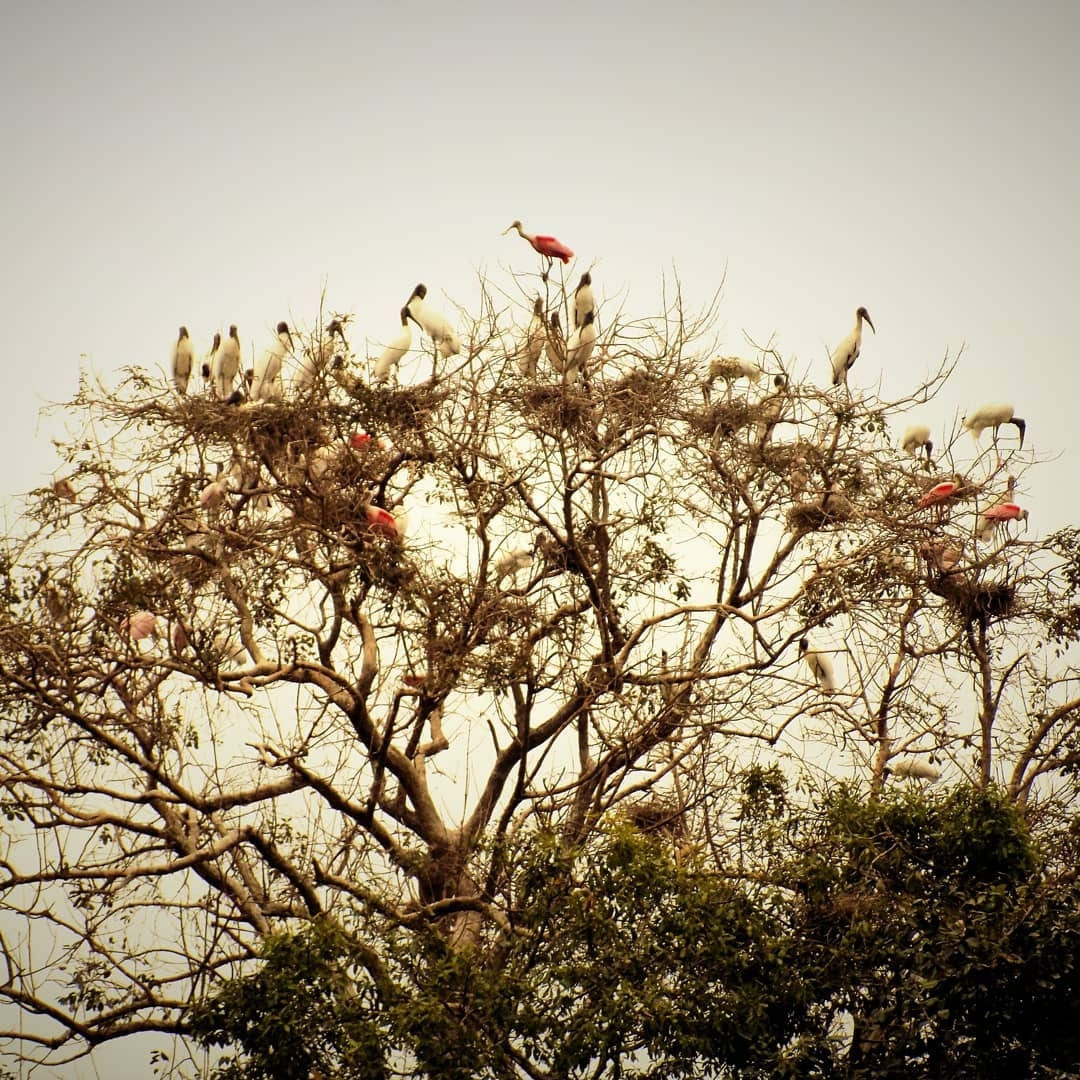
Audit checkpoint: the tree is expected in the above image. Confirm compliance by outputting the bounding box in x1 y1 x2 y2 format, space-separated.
0 266 1078 1074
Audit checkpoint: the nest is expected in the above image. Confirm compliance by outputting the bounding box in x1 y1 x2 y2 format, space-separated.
521 385 594 430
928 572 1016 621
623 797 686 839
683 400 756 436
787 497 854 531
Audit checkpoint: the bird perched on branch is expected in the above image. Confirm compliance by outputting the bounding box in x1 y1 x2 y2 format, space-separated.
705 356 764 402
503 220 574 280
518 298 545 378
830 306 874 387
800 637 838 693
172 326 194 394
545 312 566 374
900 423 933 467
890 758 942 782
976 475 1028 539
406 284 460 358
212 325 242 399
564 310 596 384
201 332 221 389
251 322 292 402
573 272 595 329
373 307 415 383
295 319 346 393
963 403 1026 453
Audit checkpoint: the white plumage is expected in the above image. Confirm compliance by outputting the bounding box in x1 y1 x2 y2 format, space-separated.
963 402 1026 449
890 759 941 781
830 306 875 387
172 326 194 394
545 312 566 374
573 271 595 329
900 423 933 464
406 283 460 357
708 356 764 392
212 325 242 400
201 332 220 389
295 319 345 392
373 307 414 383
800 637 837 693
518 298 545 378
251 321 292 402
564 309 597 382
493 541 536 585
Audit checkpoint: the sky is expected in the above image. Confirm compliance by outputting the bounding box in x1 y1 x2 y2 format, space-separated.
1 0 1078 1074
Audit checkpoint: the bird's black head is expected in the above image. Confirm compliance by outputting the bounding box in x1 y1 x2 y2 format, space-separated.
276 321 289 335
578 272 591 288
229 324 239 339
179 326 189 339
327 319 343 337
799 637 809 652
410 283 427 301
857 307 875 333
201 363 211 379
533 297 543 315
211 332 221 349
550 312 560 328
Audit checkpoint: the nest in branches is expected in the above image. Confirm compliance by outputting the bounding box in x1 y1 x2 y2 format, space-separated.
623 797 686 840
683 400 756 436
928 572 1016 621
787 496 855 531
521 385 595 430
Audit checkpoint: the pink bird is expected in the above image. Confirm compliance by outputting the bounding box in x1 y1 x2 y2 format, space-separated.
121 611 158 642
977 501 1029 539
365 503 406 540
503 220 574 279
917 481 958 509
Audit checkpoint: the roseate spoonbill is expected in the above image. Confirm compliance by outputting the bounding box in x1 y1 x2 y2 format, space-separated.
573 272 595 329
963 403 1026 450
172 326 194 394
373 307 415 383
917 480 959 509
800 637 837 693
121 610 158 642
545 311 566 373
212 325 242 399
518 298 545 378
406 284 460 357
202 332 220 387
365 503 406 540
251 322 292 402
503 219 574 267
890 759 941 781
919 539 962 573
295 319 346 392
977 477 1028 539
564 309 596 383
830 306 875 387
901 423 933 466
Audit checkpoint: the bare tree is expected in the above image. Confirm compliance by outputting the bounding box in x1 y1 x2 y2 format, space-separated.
0 269 1076 1072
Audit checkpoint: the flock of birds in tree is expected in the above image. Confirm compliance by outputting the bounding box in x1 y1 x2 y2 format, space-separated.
130 220 1036 782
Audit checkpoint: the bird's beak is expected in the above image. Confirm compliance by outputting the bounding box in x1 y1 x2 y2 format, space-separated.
865 314 876 334
501 225 513 235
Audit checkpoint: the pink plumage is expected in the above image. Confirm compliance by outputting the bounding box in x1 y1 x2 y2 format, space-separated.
917 482 957 508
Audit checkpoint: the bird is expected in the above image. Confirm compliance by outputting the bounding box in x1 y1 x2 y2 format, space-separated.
977 476 1028 539
889 758 942 782
800 637 837 693
963 403 1026 452
919 539 963 574
373 307 415 383
564 309 597 383
503 220 574 278
901 423 933 467
573 272 595 329
201 332 221 389
830 306 875 387
212 325 242 399
53 477 77 502
295 319 346 392
755 374 789 445
172 326 194 394
545 312 566 374
121 610 158 643
493 540 537 585
518 298 545 378
705 356 764 401
917 480 960 509
406 284 460 357
365 503 406 540
251 321 292 402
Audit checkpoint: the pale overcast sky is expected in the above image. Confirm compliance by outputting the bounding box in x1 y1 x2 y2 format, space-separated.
1 1 1078 1074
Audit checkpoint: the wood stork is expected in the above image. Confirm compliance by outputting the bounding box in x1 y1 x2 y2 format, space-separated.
830 306 875 387
755 374 788 445
201 332 220 388
518 298 545 377
172 326 194 394
890 758 942 781
493 539 537 585
800 637 837 693
503 220 574 279
212 325 242 399
963 403 1026 451
545 311 566 373
564 309 597 383
901 423 933 467
373 307 415 383
406 284 460 357
573 272 595 329
705 356 764 401
295 319 346 392
251 321 292 402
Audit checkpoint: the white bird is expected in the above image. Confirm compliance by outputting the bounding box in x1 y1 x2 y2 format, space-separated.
706 356 764 400
900 423 934 467
800 637 837 693
172 326 194 394
373 307 415 383
573 271 595 329
830 306 875 387
201 332 221 389
564 309 597 383
493 539 537 585
890 758 941 781
545 312 566 374
962 402 1026 451
406 283 461 357
212 325 242 399
518 298 545 378
295 319 346 393
251 321 292 402
755 374 788 445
